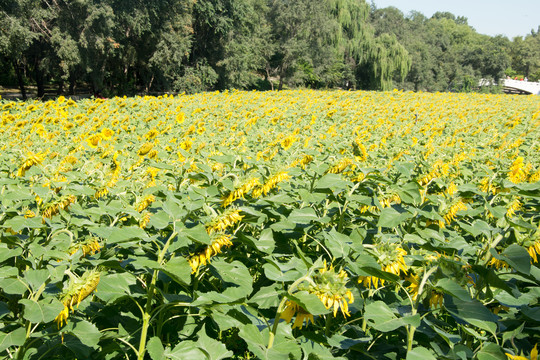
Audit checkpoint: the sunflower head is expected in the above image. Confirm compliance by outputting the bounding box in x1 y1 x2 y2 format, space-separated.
308 260 354 317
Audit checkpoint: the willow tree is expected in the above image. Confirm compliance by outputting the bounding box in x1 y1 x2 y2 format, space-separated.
327 0 410 90
357 33 411 90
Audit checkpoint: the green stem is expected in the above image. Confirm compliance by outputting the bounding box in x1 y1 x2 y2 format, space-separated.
136 231 177 360
268 297 288 349
268 273 315 349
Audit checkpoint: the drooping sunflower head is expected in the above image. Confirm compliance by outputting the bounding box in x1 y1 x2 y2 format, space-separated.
359 243 408 289
309 260 354 317
55 270 101 328
280 300 314 329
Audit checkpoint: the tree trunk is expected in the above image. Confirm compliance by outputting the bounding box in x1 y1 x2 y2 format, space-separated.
68 75 76 95
13 60 27 100
57 80 64 95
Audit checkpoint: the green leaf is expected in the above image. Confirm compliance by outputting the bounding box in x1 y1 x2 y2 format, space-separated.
239 228 275 254
289 291 328 316
197 328 233 360
165 340 206 360
377 207 413 228
500 244 531 275
406 347 437 360
181 224 211 245
288 207 319 224
444 296 498 326
0 277 28 295
0 246 22 263
96 273 137 302
90 226 148 244
20 298 64 324
147 337 166 360
314 174 348 191
70 320 102 348
148 210 171 229
3 216 43 232
192 260 253 305
396 182 422 205
24 269 49 292
161 256 191 286
323 230 352 259
0 327 26 353
476 342 506 360
364 301 420 332
249 285 281 309
435 279 471 301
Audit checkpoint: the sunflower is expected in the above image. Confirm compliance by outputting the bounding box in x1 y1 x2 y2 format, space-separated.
86 133 102 148
251 171 289 198
280 300 314 329
17 151 45 176
309 261 354 317
101 127 114 140
188 234 233 273
138 142 154 156
55 270 100 328
527 240 540 263
206 209 243 234
406 273 420 301
68 237 101 257
359 244 408 289
429 290 444 309
505 344 538 360
326 158 354 174
222 177 261 207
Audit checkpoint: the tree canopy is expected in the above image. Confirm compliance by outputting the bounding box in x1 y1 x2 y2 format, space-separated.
0 1 537 98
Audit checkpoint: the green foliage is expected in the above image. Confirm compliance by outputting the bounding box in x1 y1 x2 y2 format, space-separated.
0 90 539 359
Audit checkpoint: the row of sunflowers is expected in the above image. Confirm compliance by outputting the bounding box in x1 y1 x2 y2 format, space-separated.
0 90 539 359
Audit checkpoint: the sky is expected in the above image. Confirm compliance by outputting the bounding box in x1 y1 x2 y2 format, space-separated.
371 0 540 38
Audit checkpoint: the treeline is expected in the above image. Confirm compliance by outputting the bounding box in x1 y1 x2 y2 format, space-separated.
0 1 538 98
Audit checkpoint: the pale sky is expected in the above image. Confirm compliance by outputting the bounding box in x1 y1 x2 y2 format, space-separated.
371 0 540 38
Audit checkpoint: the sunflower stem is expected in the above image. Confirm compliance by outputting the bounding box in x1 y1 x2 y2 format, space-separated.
268 296 288 349
136 231 177 360
268 273 313 349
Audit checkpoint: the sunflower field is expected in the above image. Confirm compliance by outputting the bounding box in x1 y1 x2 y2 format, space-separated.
1 90 539 360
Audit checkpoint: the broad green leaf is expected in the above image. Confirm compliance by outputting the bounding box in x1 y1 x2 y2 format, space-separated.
20 298 64 323
314 174 348 191
444 296 498 326
0 246 22 263
288 207 319 224
248 285 281 309
96 273 136 302
0 277 28 295
181 224 211 245
364 301 420 332
406 347 437 360
289 291 328 316
476 342 506 360
24 269 49 292
377 207 413 228
161 256 191 286
397 182 422 205
147 337 166 360
500 244 531 275
0 327 26 353
148 210 171 229
238 228 275 254
192 260 253 305
197 328 233 360
70 320 102 348
165 340 206 360
435 279 471 301
323 230 352 259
